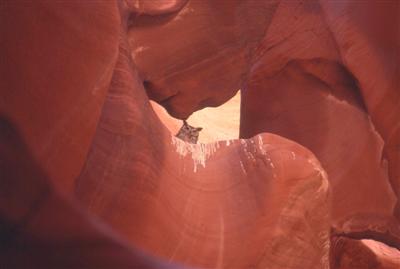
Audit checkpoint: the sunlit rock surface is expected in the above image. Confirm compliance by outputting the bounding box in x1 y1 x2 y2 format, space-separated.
151 91 241 143
331 237 400 269
76 34 331 269
239 1 400 252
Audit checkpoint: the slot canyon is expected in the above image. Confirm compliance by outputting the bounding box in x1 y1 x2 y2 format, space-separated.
0 0 399 268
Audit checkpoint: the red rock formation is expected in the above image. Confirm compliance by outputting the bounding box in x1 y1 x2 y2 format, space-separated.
125 0 189 16
0 117 183 269
1 0 398 268
1 1 331 268
0 1 120 192
130 0 399 233
331 237 400 269
74 31 330 268
321 0 400 220
128 0 280 119
130 0 400 262
240 0 399 239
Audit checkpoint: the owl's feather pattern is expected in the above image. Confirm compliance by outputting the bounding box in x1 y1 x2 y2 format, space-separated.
176 120 203 144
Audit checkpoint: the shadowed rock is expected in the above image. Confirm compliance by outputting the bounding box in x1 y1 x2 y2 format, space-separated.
1 0 399 268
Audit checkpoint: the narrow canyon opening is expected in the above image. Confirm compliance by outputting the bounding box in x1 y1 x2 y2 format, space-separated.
151 91 241 143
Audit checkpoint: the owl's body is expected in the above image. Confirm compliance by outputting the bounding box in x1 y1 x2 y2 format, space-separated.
176 121 203 144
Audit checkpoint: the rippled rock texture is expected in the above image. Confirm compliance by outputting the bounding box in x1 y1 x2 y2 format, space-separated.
331 237 400 269
1 0 399 268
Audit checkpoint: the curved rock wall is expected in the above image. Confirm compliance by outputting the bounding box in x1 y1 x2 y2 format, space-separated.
240 0 399 249
0 0 399 268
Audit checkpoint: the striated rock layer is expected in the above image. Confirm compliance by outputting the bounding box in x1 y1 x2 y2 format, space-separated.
240 0 399 228
331 237 400 269
238 0 400 255
1 0 399 268
1 1 331 268
130 0 400 264
75 33 331 268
